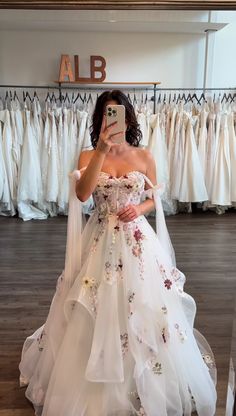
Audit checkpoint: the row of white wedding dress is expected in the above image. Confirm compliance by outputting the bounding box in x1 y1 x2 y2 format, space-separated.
0 93 236 220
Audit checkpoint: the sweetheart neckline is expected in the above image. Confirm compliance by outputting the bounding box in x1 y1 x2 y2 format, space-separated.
99 170 145 180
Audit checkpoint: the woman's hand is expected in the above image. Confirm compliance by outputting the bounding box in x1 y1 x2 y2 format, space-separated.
117 204 141 222
97 116 124 154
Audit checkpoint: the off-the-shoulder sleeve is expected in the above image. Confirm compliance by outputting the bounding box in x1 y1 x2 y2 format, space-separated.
142 176 176 268
64 169 85 288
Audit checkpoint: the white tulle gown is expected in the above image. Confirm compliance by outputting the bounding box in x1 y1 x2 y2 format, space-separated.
19 168 217 416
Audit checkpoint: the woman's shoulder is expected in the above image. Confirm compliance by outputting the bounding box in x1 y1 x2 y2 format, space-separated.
132 147 154 163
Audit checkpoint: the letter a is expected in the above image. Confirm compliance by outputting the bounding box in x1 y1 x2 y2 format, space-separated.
59 55 75 82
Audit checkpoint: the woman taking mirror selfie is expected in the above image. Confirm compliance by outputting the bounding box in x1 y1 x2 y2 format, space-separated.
19 90 217 416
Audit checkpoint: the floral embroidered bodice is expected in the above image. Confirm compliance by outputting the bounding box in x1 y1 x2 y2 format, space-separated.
93 171 145 215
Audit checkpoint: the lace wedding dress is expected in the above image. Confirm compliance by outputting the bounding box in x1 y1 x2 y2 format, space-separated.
19 169 217 416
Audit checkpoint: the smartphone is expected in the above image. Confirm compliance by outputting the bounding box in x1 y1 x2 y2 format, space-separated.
106 104 126 144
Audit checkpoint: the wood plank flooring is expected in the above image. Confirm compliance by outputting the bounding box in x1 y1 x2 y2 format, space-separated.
0 210 236 416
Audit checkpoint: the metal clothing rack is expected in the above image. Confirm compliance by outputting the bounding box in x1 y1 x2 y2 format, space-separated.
0 82 161 112
0 84 236 113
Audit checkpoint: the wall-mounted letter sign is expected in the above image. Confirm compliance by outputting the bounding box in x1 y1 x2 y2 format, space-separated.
59 54 107 83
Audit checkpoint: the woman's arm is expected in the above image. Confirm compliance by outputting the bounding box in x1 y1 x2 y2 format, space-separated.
138 149 157 215
76 118 124 202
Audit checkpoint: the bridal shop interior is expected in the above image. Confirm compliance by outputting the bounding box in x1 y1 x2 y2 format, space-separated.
0 3 236 416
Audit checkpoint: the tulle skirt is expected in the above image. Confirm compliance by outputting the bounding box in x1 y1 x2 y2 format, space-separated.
19 211 217 416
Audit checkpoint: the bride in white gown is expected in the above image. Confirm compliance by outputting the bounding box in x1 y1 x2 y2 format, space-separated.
19 90 217 416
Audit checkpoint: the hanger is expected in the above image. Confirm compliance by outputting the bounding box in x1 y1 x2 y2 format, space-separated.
73 91 81 104
13 90 19 101
186 92 193 103
45 91 51 102
145 90 148 104
33 90 39 101
87 92 92 104
176 92 181 104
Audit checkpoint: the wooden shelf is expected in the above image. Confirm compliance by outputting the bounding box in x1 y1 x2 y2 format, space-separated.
55 81 161 85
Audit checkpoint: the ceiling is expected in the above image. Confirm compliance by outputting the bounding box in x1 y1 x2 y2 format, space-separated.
0 10 228 33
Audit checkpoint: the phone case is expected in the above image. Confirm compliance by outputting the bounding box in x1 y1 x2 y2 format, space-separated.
106 105 125 143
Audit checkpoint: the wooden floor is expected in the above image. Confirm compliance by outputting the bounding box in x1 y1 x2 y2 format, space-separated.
0 210 236 416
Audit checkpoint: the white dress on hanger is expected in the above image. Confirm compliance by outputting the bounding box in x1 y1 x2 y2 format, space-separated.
45 110 60 203
170 105 185 201
0 117 12 213
148 112 175 215
0 109 16 215
228 109 236 203
179 113 208 203
58 108 70 214
17 109 47 221
197 107 209 179
205 111 217 202
211 108 231 206
19 168 217 416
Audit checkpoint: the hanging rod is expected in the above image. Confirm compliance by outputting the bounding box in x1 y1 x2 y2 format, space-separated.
0 84 158 90
155 87 236 91
0 85 235 91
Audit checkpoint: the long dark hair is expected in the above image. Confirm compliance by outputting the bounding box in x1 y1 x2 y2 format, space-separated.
90 90 142 148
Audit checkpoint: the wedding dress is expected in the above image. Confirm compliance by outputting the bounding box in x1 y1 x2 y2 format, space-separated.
19 166 217 416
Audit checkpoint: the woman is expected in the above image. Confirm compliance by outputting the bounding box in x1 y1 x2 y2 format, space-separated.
19 90 217 416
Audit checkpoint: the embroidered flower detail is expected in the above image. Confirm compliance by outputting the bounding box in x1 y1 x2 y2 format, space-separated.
82 276 95 289
104 261 113 284
132 245 142 257
120 333 129 357
136 335 143 344
138 407 147 416
162 328 167 343
128 291 135 317
128 291 135 303
152 361 162 375
161 305 168 314
159 264 167 278
115 258 123 274
171 267 181 281
37 329 46 352
202 354 215 368
164 279 172 289
134 228 143 242
175 323 187 342
114 225 120 232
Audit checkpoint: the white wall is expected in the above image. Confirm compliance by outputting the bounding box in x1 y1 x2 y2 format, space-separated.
0 30 205 88
0 11 235 89
211 11 236 88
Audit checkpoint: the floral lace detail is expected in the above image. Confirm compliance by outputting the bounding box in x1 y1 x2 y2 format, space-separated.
157 261 174 291
120 332 129 357
93 171 145 216
37 329 46 352
147 355 163 375
90 214 108 253
123 222 146 280
138 407 147 416
202 353 216 368
81 276 99 315
174 323 187 343
128 291 135 318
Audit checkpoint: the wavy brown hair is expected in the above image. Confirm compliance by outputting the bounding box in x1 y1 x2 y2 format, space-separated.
90 90 142 148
